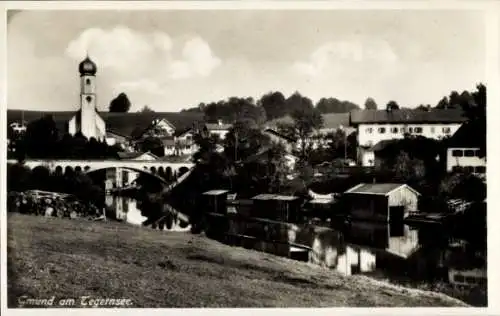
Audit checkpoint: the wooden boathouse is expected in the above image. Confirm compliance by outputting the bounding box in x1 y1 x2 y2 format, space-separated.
250 194 302 222
343 183 420 222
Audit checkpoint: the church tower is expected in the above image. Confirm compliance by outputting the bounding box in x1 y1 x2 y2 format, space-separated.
79 56 97 138
68 55 106 140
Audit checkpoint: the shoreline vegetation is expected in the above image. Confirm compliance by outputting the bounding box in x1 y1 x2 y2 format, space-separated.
7 213 469 308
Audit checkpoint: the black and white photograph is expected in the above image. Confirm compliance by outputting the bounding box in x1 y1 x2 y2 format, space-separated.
1 1 492 311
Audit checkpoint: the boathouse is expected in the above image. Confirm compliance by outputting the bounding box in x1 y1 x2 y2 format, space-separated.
251 194 301 222
202 190 230 214
343 183 420 222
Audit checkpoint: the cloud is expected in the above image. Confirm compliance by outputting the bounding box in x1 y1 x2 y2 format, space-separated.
293 38 398 77
167 37 222 79
65 26 221 80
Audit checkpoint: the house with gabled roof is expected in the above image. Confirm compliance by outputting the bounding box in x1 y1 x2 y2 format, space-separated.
204 119 232 140
445 119 486 178
343 183 420 222
349 108 467 167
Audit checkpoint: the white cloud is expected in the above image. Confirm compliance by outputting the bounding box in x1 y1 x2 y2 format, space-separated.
65 26 221 80
293 38 398 78
167 37 222 79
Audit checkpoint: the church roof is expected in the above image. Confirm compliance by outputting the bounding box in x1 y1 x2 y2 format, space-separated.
79 56 97 76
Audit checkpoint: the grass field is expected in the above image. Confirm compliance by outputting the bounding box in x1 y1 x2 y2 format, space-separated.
7 213 469 308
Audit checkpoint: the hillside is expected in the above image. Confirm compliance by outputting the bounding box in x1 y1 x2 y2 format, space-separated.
6 110 204 137
7 213 468 308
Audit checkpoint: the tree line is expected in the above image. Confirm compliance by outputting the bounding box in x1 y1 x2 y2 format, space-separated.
7 163 105 208
8 115 121 160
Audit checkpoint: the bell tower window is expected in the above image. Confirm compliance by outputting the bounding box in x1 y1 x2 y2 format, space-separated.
86 78 91 85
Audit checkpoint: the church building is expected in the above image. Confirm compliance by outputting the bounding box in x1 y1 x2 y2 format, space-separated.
68 56 106 140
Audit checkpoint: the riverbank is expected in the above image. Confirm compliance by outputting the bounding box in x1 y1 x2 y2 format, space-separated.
7 213 469 307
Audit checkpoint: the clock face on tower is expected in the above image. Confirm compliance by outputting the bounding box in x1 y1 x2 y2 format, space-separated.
86 96 92 103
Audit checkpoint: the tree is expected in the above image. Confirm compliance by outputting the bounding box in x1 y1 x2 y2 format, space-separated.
22 115 59 158
386 100 400 111
316 98 359 114
440 172 486 202
364 97 378 110
203 97 266 126
258 91 287 120
138 137 165 157
109 92 131 112
435 96 450 109
140 105 154 113
285 91 315 113
469 83 486 120
278 102 323 160
393 151 426 182
325 129 357 161
7 163 32 192
223 120 269 163
416 104 431 111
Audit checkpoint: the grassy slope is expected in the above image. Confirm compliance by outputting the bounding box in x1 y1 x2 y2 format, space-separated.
7 213 469 308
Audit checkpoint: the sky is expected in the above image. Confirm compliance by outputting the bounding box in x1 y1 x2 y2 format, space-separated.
7 9 485 112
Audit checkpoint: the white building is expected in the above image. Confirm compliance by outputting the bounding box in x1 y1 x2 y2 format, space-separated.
205 120 232 140
68 56 106 141
10 122 27 134
174 128 198 156
446 120 486 178
350 108 467 167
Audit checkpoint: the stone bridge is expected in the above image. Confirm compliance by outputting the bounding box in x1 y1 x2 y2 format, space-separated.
8 159 194 184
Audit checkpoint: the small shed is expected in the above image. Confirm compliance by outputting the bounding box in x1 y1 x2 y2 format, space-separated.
202 190 230 214
343 183 420 222
251 194 301 222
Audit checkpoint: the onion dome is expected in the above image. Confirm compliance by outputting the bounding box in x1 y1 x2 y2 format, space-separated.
78 56 97 76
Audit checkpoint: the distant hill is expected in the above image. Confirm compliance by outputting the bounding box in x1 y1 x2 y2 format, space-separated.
7 110 204 137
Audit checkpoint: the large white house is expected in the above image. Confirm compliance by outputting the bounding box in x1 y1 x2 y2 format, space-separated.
445 120 486 179
349 108 467 167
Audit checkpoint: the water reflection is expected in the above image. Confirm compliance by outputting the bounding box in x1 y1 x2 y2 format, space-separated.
215 204 486 289
104 194 191 232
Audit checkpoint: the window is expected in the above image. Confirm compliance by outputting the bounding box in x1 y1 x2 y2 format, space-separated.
475 166 486 173
454 275 465 283
430 127 436 134
366 127 373 134
378 127 386 134
86 96 92 103
474 150 481 157
464 166 474 173
478 277 487 285
408 127 414 133
86 78 91 85
414 127 423 134
391 127 398 133
464 150 475 157
443 127 451 134
452 150 463 157
465 277 476 284
452 166 463 172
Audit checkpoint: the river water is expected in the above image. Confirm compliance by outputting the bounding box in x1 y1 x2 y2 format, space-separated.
104 194 191 232
104 194 486 305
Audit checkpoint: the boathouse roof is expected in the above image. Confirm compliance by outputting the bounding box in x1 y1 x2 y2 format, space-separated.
251 194 299 201
203 190 230 196
345 183 420 196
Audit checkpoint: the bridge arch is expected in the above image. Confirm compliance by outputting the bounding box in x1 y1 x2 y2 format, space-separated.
84 166 170 185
